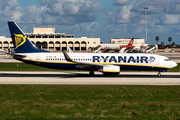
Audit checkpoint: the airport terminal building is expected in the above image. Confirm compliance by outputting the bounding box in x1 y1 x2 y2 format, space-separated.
0 27 100 52
0 27 144 52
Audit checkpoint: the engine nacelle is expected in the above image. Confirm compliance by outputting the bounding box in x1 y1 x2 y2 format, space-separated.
99 65 120 75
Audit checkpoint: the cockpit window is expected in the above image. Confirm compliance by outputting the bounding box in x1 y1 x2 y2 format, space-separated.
164 59 170 61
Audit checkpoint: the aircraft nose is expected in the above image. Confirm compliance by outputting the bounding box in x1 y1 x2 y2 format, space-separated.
171 61 177 68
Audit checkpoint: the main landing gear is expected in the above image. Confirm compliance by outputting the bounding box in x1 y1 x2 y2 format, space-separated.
89 70 94 76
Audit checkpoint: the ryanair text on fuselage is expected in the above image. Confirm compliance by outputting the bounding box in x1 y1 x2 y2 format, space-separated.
93 56 155 63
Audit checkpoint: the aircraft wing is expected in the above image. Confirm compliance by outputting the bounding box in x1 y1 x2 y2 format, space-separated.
62 51 120 75
62 50 103 70
74 61 103 69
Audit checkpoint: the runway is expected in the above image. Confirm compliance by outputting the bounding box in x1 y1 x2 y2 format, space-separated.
0 71 180 85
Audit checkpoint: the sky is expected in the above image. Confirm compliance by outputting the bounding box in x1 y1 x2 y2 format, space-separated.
0 0 180 45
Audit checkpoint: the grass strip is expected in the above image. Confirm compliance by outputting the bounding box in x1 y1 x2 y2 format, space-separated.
0 85 180 119
0 62 180 72
0 63 76 71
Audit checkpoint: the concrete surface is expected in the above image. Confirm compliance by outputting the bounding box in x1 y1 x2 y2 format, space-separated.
0 71 180 85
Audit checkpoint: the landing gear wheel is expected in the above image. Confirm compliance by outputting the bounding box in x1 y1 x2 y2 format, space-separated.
158 71 161 77
89 70 94 76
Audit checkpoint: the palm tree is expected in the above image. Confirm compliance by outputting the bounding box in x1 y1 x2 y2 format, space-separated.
155 36 159 45
161 42 164 49
171 42 175 48
168 37 172 48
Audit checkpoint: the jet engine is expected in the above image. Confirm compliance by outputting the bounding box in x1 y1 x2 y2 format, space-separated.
99 65 120 75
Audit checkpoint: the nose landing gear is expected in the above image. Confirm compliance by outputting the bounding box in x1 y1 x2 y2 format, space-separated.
158 71 161 77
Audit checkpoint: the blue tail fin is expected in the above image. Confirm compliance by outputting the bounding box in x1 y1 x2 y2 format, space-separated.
7 21 50 53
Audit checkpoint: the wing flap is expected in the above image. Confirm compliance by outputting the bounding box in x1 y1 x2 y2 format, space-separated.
75 61 103 69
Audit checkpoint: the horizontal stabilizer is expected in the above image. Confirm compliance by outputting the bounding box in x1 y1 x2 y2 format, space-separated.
11 53 26 57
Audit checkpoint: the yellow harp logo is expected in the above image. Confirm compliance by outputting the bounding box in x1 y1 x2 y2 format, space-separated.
14 34 26 49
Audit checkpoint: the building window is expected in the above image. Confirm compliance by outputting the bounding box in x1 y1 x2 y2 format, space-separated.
36 35 41 38
43 36 48 38
30 36 35 38
49 35 54 38
55 35 60 38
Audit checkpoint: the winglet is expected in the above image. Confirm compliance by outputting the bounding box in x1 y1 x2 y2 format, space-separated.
62 49 73 62
68 47 73 53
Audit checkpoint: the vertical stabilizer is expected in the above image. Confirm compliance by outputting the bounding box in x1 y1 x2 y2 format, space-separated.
128 37 134 46
8 21 50 53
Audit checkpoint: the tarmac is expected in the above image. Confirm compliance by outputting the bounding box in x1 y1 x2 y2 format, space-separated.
0 71 180 85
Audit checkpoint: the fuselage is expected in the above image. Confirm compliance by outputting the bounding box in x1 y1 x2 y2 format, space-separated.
14 52 177 71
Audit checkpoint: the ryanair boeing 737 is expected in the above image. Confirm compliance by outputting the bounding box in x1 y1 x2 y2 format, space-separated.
8 21 177 76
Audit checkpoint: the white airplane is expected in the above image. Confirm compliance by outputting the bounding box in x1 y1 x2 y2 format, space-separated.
7 21 177 76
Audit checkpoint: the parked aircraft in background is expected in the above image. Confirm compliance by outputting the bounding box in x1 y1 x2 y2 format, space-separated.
8 21 177 76
94 38 157 53
120 37 135 49
94 37 138 53
99 38 135 53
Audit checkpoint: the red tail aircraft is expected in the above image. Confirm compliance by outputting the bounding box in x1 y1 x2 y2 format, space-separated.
120 37 134 49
